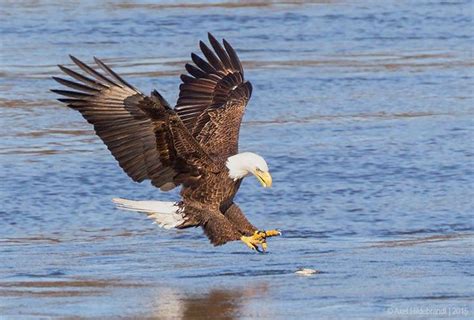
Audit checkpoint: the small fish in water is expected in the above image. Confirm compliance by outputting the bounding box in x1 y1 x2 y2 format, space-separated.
295 268 319 276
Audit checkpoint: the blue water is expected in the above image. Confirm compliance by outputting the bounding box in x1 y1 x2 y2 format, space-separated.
1 0 473 319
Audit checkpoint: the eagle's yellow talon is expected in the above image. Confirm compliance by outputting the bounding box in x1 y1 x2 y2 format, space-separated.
241 232 265 252
241 229 280 252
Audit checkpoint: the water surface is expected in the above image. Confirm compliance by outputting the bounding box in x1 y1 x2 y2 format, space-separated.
1 0 473 319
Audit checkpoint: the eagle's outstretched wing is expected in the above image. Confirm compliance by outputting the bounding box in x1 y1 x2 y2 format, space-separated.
176 33 252 159
52 56 216 191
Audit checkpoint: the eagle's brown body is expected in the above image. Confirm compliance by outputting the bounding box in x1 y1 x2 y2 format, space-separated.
179 174 255 245
52 33 272 247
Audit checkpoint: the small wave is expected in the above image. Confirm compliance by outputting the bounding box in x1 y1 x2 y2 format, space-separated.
244 111 457 127
0 279 145 288
10 270 66 278
367 233 472 248
0 237 62 244
111 1 315 11
179 269 291 278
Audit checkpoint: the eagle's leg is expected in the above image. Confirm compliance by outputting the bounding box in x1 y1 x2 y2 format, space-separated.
224 204 280 252
185 205 244 246
223 203 258 235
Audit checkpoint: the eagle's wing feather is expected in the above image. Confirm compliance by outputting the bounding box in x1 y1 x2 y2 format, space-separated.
139 103 221 174
175 33 252 158
193 82 252 158
52 56 180 190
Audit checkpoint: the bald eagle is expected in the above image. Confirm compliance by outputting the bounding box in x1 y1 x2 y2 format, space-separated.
52 33 280 252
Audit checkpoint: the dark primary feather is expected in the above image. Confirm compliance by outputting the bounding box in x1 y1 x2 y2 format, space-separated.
208 35 233 70
223 39 243 74
93 56 138 90
69 55 119 87
176 33 252 158
58 64 108 90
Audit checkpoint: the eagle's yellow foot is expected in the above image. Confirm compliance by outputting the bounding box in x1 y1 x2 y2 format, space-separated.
241 230 281 253
241 232 266 252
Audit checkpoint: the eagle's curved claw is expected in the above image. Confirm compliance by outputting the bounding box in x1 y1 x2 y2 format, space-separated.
241 229 281 253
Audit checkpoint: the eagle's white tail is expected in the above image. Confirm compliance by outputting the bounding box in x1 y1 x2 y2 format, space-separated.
112 198 185 229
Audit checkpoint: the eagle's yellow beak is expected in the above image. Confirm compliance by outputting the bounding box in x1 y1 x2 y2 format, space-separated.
254 169 272 188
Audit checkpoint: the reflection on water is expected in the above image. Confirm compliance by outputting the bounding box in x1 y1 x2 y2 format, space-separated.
1 0 473 318
152 284 269 320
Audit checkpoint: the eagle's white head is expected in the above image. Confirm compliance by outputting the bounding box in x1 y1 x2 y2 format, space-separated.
226 152 272 188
